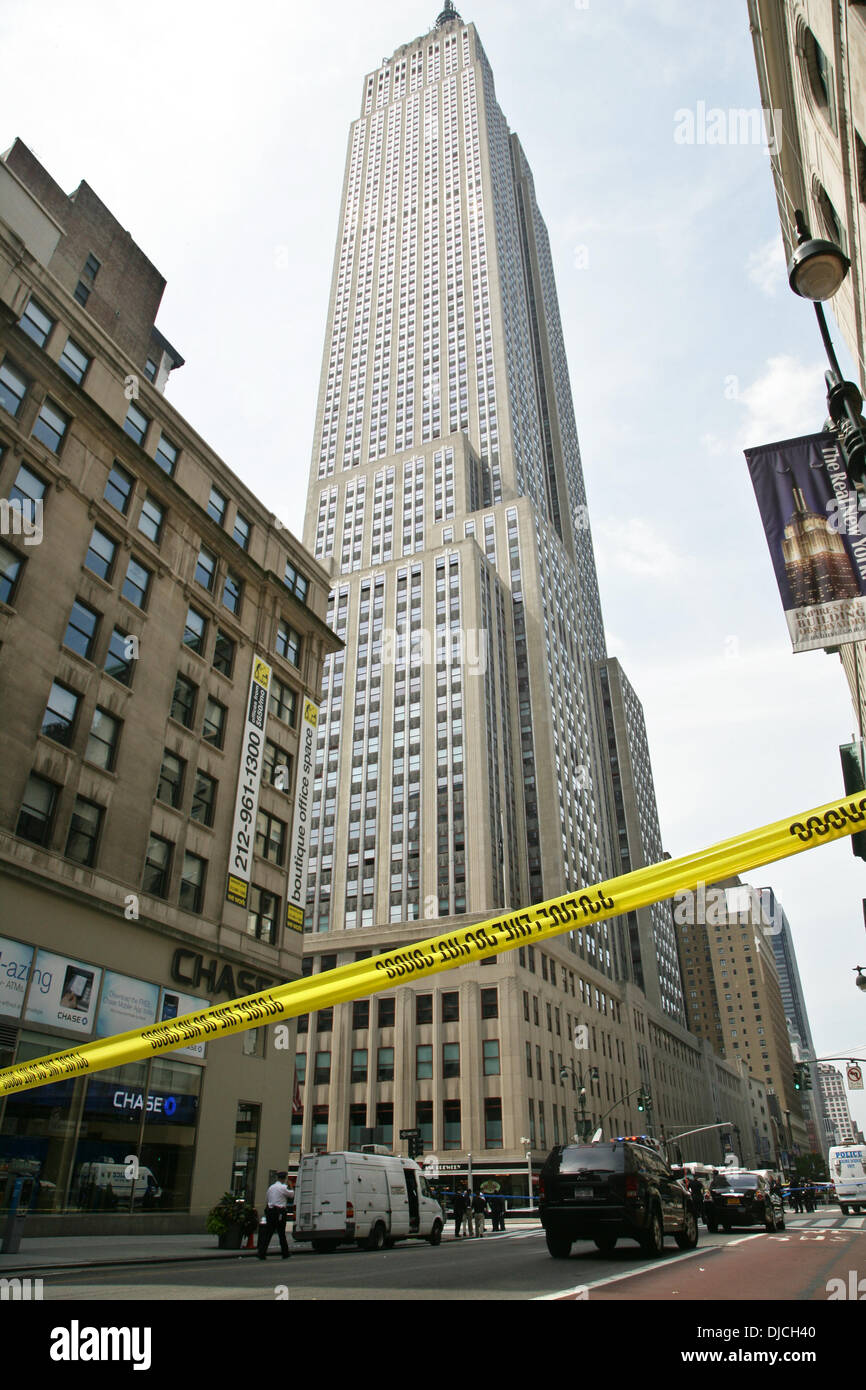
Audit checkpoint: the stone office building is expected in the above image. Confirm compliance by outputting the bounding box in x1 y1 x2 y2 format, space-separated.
0 140 339 1229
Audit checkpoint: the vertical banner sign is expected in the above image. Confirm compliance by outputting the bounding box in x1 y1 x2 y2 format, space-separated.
745 432 866 653
286 698 318 932
226 656 272 909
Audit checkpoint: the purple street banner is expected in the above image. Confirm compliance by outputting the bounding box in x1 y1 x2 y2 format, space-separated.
745 431 866 653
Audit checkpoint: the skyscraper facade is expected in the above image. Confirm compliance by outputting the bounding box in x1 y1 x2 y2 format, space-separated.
293 6 733 1177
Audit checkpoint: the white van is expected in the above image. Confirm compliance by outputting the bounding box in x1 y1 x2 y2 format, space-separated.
293 1150 444 1252
76 1162 162 1205
829 1144 866 1214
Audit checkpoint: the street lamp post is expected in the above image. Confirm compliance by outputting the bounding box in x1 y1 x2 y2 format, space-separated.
787 211 866 486
519 1137 532 1210
559 1061 593 1140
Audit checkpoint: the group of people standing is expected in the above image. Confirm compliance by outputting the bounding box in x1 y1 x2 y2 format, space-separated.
786 1183 820 1213
452 1187 506 1236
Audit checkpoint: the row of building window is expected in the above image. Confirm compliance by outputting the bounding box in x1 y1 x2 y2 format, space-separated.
298 1038 502 1086
292 1098 504 1151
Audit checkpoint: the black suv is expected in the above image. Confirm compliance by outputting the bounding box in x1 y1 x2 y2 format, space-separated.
539 1140 699 1258
703 1171 785 1233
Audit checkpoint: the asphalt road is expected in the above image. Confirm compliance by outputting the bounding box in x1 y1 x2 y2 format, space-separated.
28 1213 866 1302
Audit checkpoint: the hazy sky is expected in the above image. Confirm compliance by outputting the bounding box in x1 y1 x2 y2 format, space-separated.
3 0 864 1134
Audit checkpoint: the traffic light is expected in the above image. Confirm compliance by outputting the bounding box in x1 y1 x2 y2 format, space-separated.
637 1091 645 1112
839 742 866 861
408 1134 423 1160
793 1064 803 1092
801 1065 813 1092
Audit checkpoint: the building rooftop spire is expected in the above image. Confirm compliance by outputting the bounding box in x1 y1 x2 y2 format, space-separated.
435 1 462 28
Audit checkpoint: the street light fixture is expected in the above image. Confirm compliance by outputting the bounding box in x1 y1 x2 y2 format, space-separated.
855 967 866 993
559 1061 592 1140
519 1137 533 1211
787 210 866 488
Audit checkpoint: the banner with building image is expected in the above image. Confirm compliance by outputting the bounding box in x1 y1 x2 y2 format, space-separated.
286 698 318 933
226 656 272 910
745 432 866 653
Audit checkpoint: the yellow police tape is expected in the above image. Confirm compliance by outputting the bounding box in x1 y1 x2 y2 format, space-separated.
0 792 862 1097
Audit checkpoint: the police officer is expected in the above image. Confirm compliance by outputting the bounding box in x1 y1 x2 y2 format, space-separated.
257 1171 292 1259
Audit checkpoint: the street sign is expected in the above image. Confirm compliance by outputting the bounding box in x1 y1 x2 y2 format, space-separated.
847 1063 863 1091
399 1128 421 1139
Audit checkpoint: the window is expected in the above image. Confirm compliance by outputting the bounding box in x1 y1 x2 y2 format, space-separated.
42 680 78 746
65 797 103 866
74 280 90 306
314 1051 331 1085
183 606 207 654
32 399 69 453
179 851 206 912
138 494 164 544
233 513 251 550
0 542 23 604
255 809 286 865
157 750 185 807
283 560 308 603
18 297 54 347
483 1039 501 1076
207 486 227 525
194 545 216 592
441 992 459 1023
143 833 172 897
85 526 117 581
83 253 100 281
124 402 150 446
155 434 178 476
222 570 242 616
378 997 395 1028
416 994 433 1025
104 462 134 515
144 358 158 383
170 673 197 728
263 740 292 790
16 773 58 846
442 1042 460 1078
377 1047 395 1082
317 1008 333 1033
416 1044 433 1079
484 1098 503 1149
352 999 369 1030
105 628 134 686
122 556 151 609
350 1049 367 1083
443 1099 460 1150
191 770 217 827
202 696 226 748
212 629 235 677
247 885 279 943
276 621 301 667
480 987 498 1020
0 359 28 417
63 599 100 659
268 676 296 726
10 463 46 511
85 707 120 771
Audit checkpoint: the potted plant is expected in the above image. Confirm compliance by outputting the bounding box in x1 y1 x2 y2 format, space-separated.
206 1192 259 1249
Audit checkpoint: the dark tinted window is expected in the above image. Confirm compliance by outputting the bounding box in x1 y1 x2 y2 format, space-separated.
557 1145 623 1174
712 1174 761 1191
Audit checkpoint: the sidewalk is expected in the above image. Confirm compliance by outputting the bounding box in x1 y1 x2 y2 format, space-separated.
0 1225 532 1274
0 1232 265 1274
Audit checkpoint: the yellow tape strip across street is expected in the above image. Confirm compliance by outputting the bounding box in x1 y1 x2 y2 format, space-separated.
0 793 862 1097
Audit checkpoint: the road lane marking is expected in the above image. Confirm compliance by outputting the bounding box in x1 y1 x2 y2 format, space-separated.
534 1243 724 1300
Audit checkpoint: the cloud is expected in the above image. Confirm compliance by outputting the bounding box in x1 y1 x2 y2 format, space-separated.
594 516 693 579
738 354 827 443
746 236 787 297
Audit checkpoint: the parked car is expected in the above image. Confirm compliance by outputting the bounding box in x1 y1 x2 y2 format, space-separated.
703 1170 785 1232
538 1138 699 1259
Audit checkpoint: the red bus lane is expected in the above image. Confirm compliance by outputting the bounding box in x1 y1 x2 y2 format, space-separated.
551 1231 865 1301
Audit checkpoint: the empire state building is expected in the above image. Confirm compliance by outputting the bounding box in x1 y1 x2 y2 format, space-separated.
293 5 689 1170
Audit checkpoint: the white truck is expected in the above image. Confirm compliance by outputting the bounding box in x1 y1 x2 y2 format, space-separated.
76 1161 161 1205
829 1144 866 1214
293 1149 445 1252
